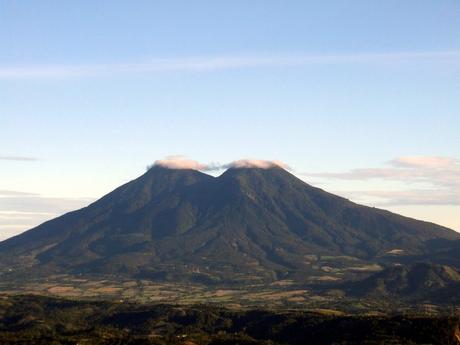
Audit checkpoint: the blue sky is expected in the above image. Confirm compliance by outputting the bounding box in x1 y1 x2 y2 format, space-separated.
1 1 460 240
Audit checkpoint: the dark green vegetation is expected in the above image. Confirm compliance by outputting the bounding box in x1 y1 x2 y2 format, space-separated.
0 166 458 287
344 263 460 302
0 295 459 345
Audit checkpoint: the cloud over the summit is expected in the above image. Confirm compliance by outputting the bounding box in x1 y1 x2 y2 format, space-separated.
152 156 212 170
150 156 290 171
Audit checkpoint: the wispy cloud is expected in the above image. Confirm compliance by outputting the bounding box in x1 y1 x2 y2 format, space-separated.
0 192 94 241
305 156 460 206
0 155 38 161
0 190 38 197
1 51 459 79
0 195 94 214
342 189 460 207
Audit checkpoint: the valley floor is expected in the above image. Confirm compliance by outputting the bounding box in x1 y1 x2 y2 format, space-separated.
1 273 459 315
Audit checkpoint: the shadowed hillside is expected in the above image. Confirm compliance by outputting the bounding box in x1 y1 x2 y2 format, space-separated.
345 263 460 302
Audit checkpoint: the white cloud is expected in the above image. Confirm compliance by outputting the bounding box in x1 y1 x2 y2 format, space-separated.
305 156 460 206
0 193 94 241
0 196 94 214
151 155 212 170
0 190 38 197
0 155 38 161
342 189 460 207
390 156 457 169
151 156 290 171
1 51 459 79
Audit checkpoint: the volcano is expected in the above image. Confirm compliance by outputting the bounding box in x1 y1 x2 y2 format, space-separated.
0 165 458 284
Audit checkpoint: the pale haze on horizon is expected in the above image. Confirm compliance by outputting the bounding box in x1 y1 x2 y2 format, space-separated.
1 1 459 241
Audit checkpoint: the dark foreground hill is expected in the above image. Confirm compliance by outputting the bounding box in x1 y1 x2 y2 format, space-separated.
1 294 459 345
345 263 460 303
0 165 459 286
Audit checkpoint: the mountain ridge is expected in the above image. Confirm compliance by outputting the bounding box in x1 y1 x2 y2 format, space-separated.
0 165 458 285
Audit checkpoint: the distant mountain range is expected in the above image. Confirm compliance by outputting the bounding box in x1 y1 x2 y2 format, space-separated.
1 165 459 301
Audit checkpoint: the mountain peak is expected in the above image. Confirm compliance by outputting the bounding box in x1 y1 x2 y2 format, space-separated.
1 159 459 284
